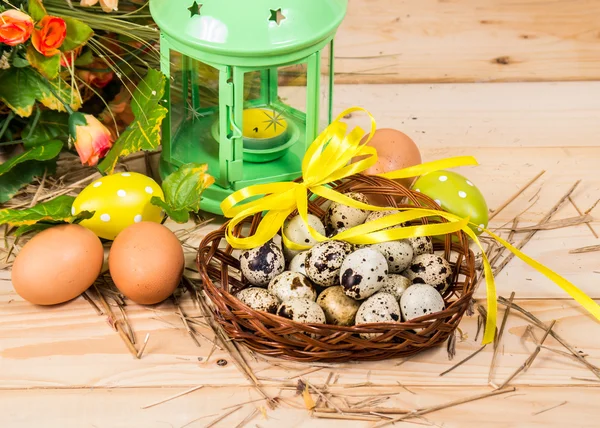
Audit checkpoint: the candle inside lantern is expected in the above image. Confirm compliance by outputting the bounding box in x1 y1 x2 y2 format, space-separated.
241 108 289 150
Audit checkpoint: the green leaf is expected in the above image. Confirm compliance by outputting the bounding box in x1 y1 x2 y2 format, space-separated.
150 163 215 223
0 195 93 227
14 223 55 237
60 17 94 52
26 45 60 80
0 160 55 204
74 49 94 66
98 69 168 174
29 0 46 21
0 68 81 117
23 111 70 148
0 140 62 177
12 56 30 68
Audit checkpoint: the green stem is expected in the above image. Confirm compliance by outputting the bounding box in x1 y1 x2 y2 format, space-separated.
0 111 15 142
25 107 41 141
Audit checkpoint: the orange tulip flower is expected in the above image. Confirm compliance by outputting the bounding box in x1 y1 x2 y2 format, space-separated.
32 15 67 57
0 10 34 46
69 113 115 167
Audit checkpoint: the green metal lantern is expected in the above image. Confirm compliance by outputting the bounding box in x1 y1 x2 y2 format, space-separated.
150 0 348 214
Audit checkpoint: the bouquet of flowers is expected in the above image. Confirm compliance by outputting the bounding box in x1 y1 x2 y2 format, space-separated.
0 0 164 203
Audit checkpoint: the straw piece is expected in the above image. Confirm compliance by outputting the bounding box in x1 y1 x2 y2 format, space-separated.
512 214 592 232
439 345 487 377
141 385 204 409
372 388 516 428
489 292 515 383
532 401 567 416
489 170 545 220
569 245 600 254
568 197 598 238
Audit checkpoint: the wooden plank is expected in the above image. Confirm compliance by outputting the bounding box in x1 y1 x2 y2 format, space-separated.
2 385 599 428
332 0 600 84
1 296 599 388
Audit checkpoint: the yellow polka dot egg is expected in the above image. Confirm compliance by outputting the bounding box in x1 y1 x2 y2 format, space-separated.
73 172 165 240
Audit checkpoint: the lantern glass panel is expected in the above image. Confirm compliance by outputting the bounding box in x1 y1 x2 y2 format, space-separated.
169 52 221 179
320 41 333 130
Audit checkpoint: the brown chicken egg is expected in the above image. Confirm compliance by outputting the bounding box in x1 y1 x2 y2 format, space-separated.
356 128 422 187
108 221 184 305
11 224 104 305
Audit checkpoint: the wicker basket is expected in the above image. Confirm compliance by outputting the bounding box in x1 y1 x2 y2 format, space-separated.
196 174 476 362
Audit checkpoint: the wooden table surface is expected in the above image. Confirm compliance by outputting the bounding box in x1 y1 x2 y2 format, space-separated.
2 82 600 427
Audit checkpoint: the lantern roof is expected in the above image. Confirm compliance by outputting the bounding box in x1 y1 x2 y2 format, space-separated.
150 0 347 57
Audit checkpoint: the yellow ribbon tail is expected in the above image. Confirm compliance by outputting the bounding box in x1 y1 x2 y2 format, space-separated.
378 156 479 180
486 229 600 321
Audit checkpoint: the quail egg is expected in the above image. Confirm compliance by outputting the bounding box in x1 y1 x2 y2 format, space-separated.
400 283 445 321
235 287 279 314
316 286 361 326
407 236 434 256
268 271 317 302
403 253 453 293
288 251 309 276
277 297 326 325
355 292 401 339
325 192 369 233
369 240 413 273
282 214 326 260
364 209 405 231
239 241 285 287
305 241 353 287
380 274 411 301
340 247 388 300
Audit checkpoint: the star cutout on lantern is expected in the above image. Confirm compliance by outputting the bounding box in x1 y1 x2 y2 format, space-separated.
269 8 286 25
188 1 202 17
262 110 286 133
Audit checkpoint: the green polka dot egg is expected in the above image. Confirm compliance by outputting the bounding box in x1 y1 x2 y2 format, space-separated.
73 172 165 240
411 170 488 235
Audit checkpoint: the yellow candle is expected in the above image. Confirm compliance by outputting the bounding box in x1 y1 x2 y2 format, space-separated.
242 108 288 141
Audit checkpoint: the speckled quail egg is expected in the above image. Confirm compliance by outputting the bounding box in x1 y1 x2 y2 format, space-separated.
268 271 317 302
340 247 388 300
288 251 309 276
380 274 411 301
369 240 413 273
277 297 326 325
400 283 445 321
282 214 326 260
364 209 405 231
407 235 434 256
325 192 369 233
403 254 453 293
305 241 353 287
239 241 285 287
355 292 401 339
235 287 279 314
316 286 360 326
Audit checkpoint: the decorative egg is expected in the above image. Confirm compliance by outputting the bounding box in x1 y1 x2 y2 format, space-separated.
340 248 388 300
407 235 434 256
380 274 411 301
316 286 361 326
73 172 164 240
355 292 401 339
403 254 453 294
240 241 285 287
325 192 369 234
277 297 326 325
354 128 422 188
305 241 353 287
411 170 488 235
268 271 317 302
282 214 326 261
11 224 104 305
369 240 413 273
288 251 309 276
235 287 279 314
400 283 445 321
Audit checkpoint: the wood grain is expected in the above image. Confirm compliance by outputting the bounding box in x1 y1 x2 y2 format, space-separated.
2 386 599 428
2 81 600 426
332 0 600 83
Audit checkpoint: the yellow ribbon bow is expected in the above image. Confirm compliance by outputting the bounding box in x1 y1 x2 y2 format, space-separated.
221 107 600 345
